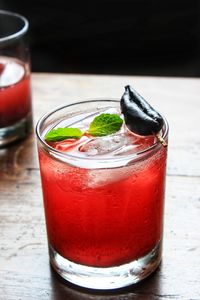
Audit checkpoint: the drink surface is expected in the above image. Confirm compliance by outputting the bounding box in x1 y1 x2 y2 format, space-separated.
39 108 167 267
0 56 32 127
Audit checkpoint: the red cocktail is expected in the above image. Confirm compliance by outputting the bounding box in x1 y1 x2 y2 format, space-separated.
0 57 31 127
0 10 32 146
36 99 168 289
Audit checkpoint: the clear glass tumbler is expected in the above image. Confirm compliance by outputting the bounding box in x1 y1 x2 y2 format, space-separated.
36 100 168 289
0 10 32 147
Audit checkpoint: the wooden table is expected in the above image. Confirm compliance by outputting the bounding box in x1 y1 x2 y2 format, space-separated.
0 74 200 300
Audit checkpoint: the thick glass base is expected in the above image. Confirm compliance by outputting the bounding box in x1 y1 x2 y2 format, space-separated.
49 241 162 290
0 114 32 147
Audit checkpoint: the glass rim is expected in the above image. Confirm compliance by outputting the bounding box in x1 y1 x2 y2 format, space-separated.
0 9 29 43
36 99 169 167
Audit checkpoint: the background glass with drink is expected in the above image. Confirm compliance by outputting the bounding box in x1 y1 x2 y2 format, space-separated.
0 10 32 147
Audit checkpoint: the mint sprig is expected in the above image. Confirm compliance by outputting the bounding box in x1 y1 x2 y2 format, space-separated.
88 113 123 136
45 113 123 142
45 128 83 142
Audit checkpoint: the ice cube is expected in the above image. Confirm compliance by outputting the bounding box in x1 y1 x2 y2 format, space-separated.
88 163 138 188
79 133 134 156
51 107 121 132
84 133 156 188
52 136 89 152
56 111 101 130
0 57 25 88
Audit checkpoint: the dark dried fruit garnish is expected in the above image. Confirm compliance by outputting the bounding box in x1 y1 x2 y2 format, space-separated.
120 85 164 136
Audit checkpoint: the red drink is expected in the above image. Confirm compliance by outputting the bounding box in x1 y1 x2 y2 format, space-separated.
37 100 168 289
39 141 166 267
0 57 32 127
0 10 32 147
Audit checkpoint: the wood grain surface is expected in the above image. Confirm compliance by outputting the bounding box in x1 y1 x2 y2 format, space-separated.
0 74 200 300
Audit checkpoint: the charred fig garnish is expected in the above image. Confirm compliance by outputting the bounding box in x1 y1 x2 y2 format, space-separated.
120 85 167 146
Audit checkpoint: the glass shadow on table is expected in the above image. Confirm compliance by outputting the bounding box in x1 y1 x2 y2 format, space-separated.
49 263 162 300
0 133 35 177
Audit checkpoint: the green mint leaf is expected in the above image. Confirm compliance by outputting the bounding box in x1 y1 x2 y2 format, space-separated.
88 113 123 136
45 128 83 142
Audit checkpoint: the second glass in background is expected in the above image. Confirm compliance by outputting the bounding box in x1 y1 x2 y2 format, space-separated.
0 10 32 147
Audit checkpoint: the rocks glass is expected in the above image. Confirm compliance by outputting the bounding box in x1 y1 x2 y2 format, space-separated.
36 99 168 289
0 10 32 147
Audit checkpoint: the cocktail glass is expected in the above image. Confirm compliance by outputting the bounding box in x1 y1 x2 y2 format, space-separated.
0 10 32 147
36 99 168 289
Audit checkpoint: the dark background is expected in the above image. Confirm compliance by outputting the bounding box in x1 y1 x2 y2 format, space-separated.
1 0 200 76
